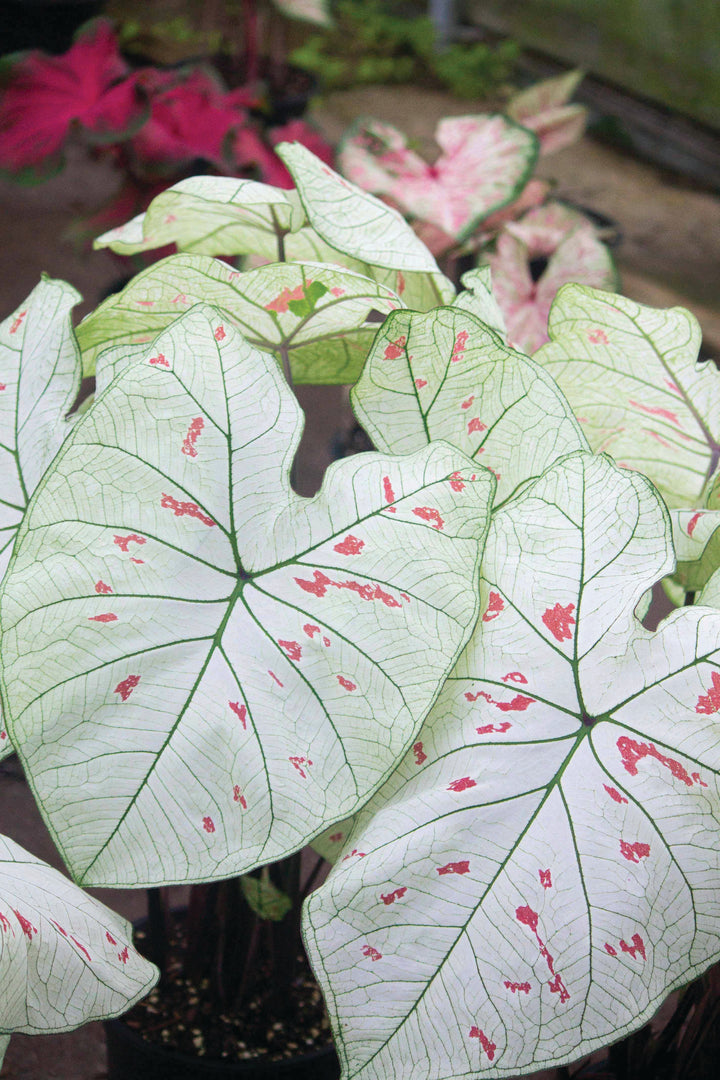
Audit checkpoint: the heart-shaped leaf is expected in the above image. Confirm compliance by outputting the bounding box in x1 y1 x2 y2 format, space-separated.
534 285 715 508
94 177 306 258
507 70 588 156
76 254 403 385
336 116 539 245
241 870 292 921
0 306 493 887
0 832 156 1052
351 307 587 505
0 275 84 757
304 451 720 1079
483 207 618 355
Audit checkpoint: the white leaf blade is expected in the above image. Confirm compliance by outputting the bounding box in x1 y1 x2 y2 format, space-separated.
304 453 720 1079
351 308 588 504
0 834 156 1036
1 307 494 886
276 142 442 273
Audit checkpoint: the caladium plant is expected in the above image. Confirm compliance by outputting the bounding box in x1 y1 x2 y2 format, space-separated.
1 144 720 1080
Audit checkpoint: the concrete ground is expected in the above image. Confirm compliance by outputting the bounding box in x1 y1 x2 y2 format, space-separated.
0 82 718 1079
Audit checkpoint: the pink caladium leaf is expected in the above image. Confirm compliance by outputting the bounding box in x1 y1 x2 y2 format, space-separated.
338 115 539 246
304 451 720 1079
507 70 588 156
130 68 251 174
484 203 618 355
0 19 145 178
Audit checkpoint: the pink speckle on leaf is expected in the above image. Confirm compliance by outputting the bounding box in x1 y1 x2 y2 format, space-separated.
467 417 487 435
383 476 396 504
604 784 628 804
468 1028 496 1061
665 379 682 395
160 493 215 526
628 399 681 425
0 912 12 934
539 869 552 889
181 416 204 457
548 973 570 1003
329 832 343 843
449 470 465 492
447 777 477 792
268 671 283 687
13 910 37 940
289 755 312 778
279 640 302 661
9 309 27 334
542 602 576 642
337 675 357 691
89 612 117 622
383 334 406 360
118 945 129 964
95 580 113 594
303 623 320 638
412 741 427 765
106 931 117 945
229 701 247 729
148 353 169 367
323 636 331 647
342 848 366 860
330 286 345 297
171 293 188 304
130 557 144 564
412 506 444 530
0 732 5 741
620 933 646 961
362 945 382 961
71 936 92 962
687 512 703 537
696 670 720 714
136 299 155 308
380 887 407 905
505 981 531 994
482 591 504 622
692 771 708 787
476 721 512 735
451 330 469 363
437 860 470 876
202 816 215 833
233 785 247 809
113 533 146 553
502 671 527 684
516 905 539 933
114 674 140 701
415 378 427 389
461 395 475 410
334 534 365 555
265 283 307 314
294 569 401 607
496 694 534 713
604 943 617 956
617 735 694 786
214 326 226 341
620 840 651 863
588 329 609 345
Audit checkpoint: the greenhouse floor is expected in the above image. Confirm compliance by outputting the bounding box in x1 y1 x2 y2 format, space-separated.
0 82 718 1079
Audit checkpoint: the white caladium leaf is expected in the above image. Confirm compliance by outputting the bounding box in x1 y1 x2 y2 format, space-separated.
452 267 507 341
275 141 444 274
94 177 305 259
0 276 84 758
336 116 539 246
76 255 402 385
0 832 156 1043
534 285 715 508
484 208 618 355
351 307 587 505
668 509 720 595
304 451 720 1080
0 306 493 887
507 70 588 156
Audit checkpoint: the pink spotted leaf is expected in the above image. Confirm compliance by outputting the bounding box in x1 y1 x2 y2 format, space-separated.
506 70 588 156
305 452 720 1079
0 306 493 886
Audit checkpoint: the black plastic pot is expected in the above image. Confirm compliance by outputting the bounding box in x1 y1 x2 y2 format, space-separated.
104 1016 340 1080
